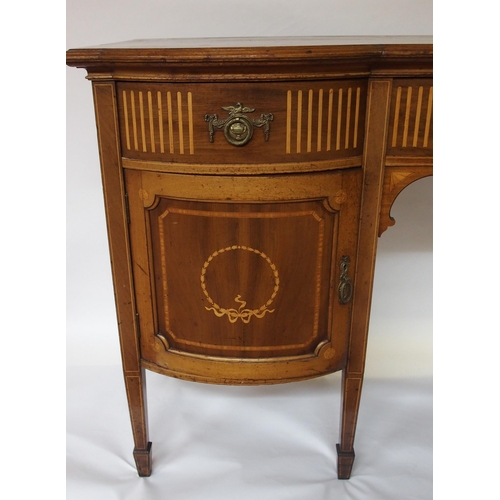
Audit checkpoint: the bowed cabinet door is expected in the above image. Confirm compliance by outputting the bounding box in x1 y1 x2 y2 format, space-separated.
124 168 361 384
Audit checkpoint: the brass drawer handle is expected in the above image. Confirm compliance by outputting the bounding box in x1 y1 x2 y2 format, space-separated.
205 102 274 147
338 256 353 304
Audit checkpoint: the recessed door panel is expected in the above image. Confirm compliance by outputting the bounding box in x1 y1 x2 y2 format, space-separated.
149 198 335 358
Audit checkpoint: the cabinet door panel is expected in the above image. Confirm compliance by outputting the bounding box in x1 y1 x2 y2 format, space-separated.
125 170 361 384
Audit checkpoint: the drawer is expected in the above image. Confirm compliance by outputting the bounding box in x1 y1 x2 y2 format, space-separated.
116 81 367 167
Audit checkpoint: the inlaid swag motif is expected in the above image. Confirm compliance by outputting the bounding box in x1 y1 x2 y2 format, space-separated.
201 245 280 324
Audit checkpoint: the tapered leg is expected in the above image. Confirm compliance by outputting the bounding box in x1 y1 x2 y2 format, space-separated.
334 79 393 479
337 369 363 479
124 368 152 476
91 82 153 476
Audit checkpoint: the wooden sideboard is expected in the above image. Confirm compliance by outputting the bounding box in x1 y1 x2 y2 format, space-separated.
66 36 432 479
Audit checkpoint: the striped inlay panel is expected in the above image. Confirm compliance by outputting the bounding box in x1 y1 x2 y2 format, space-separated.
122 90 195 155
286 86 362 154
390 84 433 149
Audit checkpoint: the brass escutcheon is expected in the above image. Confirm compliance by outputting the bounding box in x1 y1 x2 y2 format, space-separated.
338 256 353 305
205 102 273 147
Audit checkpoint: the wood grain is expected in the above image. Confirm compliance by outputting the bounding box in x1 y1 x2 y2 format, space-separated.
92 82 151 475
125 169 362 384
67 38 432 478
116 81 367 164
337 79 392 479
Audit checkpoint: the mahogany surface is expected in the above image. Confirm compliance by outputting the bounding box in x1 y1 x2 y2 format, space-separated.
67 36 432 479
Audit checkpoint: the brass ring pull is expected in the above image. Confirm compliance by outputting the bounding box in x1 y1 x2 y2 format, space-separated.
338 256 353 305
205 102 274 147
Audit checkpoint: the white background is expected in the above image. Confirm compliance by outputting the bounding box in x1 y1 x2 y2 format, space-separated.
66 0 433 375
6 1 498 499
64 1 434 499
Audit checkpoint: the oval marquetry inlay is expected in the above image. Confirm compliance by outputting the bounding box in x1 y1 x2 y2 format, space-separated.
334 190 347 205
323 347 336 359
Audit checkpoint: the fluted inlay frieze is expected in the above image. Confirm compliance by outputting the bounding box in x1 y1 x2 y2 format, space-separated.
118 82 366 164
389 81 433 150
121 89 194 155
286 86 362 155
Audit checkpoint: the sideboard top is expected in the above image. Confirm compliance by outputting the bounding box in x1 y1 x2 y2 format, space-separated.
67 36 431 60
66 36 432 81
69 35 431 49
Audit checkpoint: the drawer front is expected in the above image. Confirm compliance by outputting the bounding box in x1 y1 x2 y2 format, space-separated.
386 78 433 156
116 81 367 165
